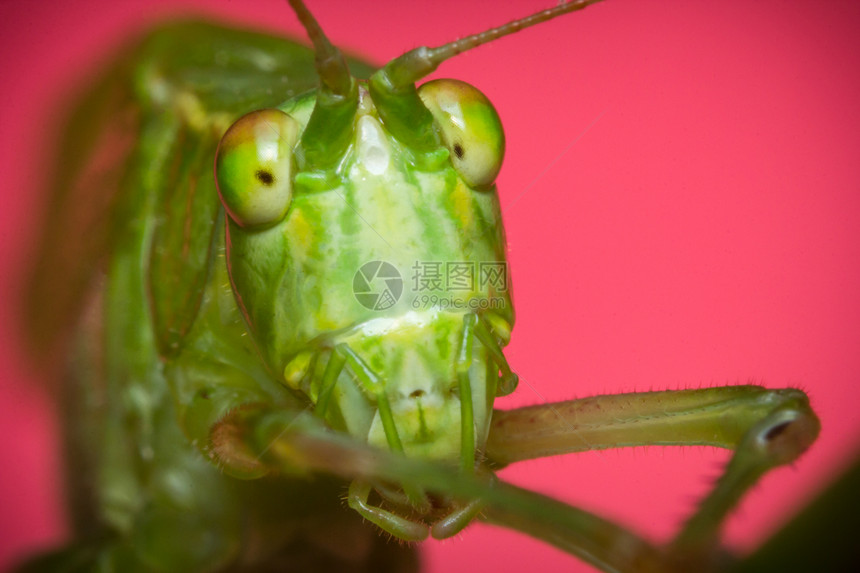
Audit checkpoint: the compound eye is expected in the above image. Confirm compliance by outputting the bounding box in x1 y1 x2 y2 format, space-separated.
215 108 300 228
418 79 505 188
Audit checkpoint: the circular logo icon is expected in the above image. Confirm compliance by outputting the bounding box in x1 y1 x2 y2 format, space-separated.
353 261 403 311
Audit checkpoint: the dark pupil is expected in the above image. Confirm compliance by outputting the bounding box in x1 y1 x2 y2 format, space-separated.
453 143 464 159
256 169 274 186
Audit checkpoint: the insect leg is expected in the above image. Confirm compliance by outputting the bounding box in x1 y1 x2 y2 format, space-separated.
456 314 479 473
430 498 486 540
427 312 519 539
338 344 431 512
231 409 666 571
313 347 346 418
347 481 430 542
486 385 819 562
409 314 486 541
669 389 819 561
473 313 519 396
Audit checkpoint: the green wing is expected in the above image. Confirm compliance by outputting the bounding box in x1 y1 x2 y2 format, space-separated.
24 19 375 359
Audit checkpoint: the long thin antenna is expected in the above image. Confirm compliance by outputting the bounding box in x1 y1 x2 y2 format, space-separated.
383 0 605 87
287 0 352 95
286 0 359 169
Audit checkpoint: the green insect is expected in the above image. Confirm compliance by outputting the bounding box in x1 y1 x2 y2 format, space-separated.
17 1 824 572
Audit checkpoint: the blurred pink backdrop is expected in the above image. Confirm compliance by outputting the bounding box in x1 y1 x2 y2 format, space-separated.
1 1 859 572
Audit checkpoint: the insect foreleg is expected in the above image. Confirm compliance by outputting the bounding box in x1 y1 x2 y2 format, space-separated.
486 385 820 565
215 406 667 572
347 480 430 542
670 389 819 558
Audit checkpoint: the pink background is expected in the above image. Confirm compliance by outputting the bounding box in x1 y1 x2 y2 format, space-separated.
2 1 859 572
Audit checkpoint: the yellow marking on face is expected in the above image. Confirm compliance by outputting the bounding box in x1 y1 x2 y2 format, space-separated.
451 178 474 230
288 208 313 250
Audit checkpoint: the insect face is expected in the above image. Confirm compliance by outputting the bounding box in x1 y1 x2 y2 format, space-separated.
210 0 596 542
215 80 513 474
